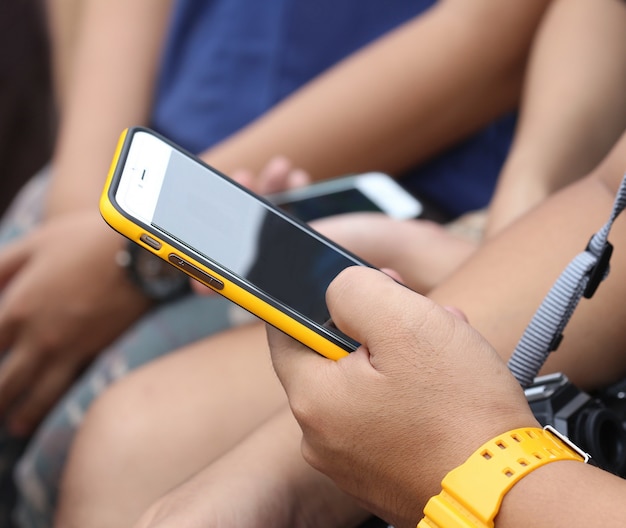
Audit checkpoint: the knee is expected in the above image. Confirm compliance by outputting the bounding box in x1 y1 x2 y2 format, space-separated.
69 374 154 477
54 374 159 527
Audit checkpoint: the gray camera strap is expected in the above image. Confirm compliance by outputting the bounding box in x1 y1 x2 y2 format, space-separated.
508 174 626 388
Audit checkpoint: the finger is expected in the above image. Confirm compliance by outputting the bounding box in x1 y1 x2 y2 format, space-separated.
6 362 77 436
444 305 469 322
286 168 311 190
380 267 404 285
266 325 330 397
0 302 18 354
257 156 293 195
0 237 30 290
0 344 40 420
0 274 31 352
190 278 216 295
0 240 33 351
229 168 255 189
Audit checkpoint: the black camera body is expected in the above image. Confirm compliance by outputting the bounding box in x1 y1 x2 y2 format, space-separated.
525 372 626 477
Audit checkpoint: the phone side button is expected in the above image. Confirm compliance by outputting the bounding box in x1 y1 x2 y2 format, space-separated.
167 253 224 290
140 233 162 250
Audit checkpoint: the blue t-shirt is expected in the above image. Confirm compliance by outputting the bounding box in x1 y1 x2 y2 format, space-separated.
151 0 515 218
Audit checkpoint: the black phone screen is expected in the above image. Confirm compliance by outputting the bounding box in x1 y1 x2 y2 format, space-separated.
277 188 382 222
150 147 366 327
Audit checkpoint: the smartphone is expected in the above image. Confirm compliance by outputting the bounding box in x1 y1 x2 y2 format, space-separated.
268 172 423 222
100 127 375 360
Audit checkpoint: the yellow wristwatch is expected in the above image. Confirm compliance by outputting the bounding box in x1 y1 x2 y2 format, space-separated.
417 426 589 528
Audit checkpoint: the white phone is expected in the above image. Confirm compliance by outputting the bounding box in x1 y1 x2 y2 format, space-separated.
268 172 423 222
100 127 379 360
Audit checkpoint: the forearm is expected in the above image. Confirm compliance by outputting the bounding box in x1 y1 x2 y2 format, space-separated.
429 133 626 389
46 0 173 217
201 0 551 180
493 460 626 527
45 0 84 108
411 417 626 528
486 0 626 235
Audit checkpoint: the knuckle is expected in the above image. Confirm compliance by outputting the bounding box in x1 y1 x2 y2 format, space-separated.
288 395 314 426
1 303 29 328
300 438 325 473
31 329 65 357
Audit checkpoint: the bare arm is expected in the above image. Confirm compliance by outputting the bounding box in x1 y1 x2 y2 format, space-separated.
46 0 173 217
44 0 84 108
201 0 552 180
271 145 626 524
270 264 626 527
495 461 626 528
0 0 173 433
266 133 622 528
485 0 626 235
430 132 626 390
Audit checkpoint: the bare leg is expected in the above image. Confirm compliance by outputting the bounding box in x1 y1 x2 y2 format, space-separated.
133 407 368 528
54 321 289 527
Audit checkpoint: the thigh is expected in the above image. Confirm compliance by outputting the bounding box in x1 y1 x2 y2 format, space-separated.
14 293 246 527
55 320 287 527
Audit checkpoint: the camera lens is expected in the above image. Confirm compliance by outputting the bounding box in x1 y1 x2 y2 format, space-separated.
579 407 626 476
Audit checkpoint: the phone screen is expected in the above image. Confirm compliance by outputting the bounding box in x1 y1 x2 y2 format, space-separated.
116 131 366 340
277 189 383 222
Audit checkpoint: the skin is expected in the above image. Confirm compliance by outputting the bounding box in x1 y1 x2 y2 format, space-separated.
269 266 626 528
44 0 84 110
201 0 549 180
0 0 174 436
267 141 626 521
0 212 151 435
0 0 551 436
56 138 626 527
298 0 626 293
55 1 626 525
428 144 626 390
485 0 626 235
268 131 626 527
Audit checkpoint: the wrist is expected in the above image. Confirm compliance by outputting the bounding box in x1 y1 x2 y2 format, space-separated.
421 413 540 497
116 239 191 302
417 423 588 528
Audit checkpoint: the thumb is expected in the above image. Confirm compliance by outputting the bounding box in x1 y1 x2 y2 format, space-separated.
325 267 446 365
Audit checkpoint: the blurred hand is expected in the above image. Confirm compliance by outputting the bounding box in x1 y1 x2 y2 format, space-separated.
310 213 478 293
195 161 477 298
0 210 151 435
229 155 310 195
268 266 537 528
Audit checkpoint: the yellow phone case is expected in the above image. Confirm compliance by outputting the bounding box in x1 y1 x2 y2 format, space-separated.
100 128 352 361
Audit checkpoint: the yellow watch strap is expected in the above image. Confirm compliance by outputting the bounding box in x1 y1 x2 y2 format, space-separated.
417 426 588 528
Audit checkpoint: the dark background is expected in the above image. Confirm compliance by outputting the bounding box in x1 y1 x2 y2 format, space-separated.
0 0 55 216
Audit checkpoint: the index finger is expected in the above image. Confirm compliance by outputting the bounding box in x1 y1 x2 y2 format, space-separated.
266 325 332 397
0 237 30 291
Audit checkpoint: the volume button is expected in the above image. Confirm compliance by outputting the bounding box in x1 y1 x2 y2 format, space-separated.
139 233 162 250
167 254 224 290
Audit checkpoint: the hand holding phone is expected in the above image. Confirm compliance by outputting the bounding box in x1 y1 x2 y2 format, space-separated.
100 127 377 360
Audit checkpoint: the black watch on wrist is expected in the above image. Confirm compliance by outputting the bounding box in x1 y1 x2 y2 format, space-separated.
117 241 191 301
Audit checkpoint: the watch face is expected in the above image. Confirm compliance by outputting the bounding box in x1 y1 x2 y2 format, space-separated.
128 243 191 300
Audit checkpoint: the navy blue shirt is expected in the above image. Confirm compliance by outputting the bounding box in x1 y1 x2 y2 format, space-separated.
151 0 515 218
